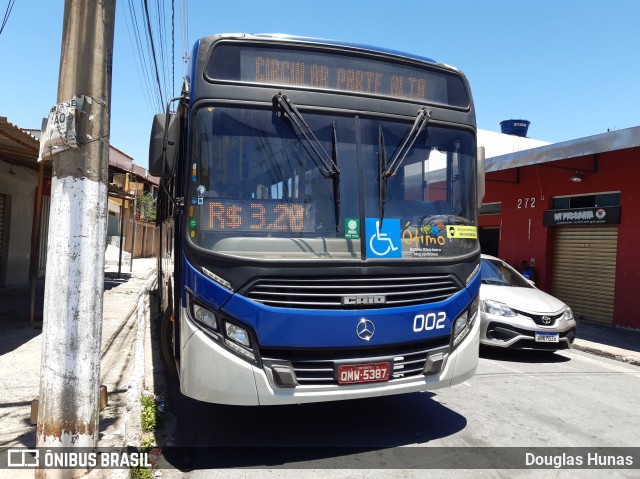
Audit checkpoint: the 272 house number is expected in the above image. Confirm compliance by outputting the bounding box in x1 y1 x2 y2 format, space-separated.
517 197 536 209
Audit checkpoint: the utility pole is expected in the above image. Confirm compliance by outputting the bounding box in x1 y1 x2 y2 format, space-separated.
36 0 116 475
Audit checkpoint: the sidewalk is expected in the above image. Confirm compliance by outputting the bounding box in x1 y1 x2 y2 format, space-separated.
573 320 640 366
0 258 157 452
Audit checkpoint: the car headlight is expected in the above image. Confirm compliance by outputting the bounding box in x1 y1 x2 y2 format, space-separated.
483 300 517 317
563 307 574 321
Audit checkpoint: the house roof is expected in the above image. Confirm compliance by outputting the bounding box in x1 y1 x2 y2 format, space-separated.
485 125 640 173
108 146 159 186
0 116 39 169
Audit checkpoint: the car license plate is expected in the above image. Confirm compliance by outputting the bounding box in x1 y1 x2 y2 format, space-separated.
337 362 390 384
535 332 559 343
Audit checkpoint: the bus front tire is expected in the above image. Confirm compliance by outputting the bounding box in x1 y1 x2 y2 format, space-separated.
160 307 179 380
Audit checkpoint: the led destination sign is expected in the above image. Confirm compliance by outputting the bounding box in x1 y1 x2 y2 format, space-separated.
207 44 469 107
202 199 316 233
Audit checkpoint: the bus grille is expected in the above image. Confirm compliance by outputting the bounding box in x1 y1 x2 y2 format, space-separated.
245 275 461 309
262 338 450 386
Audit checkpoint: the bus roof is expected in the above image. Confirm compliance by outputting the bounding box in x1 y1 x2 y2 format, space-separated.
202 33 439 67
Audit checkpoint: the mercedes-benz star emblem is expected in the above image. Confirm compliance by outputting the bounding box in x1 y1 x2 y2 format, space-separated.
356 319 375 341
541 316 552 325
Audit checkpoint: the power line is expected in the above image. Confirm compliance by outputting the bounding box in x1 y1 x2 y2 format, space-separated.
0 0 16 37
142 0 166 109
123 0 156 115
155 0 169 101
129 0 163 112
126 0 162 112
123 0 180 111
139 0 162 110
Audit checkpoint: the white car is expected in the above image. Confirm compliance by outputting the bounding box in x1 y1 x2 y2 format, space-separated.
479 254 577 350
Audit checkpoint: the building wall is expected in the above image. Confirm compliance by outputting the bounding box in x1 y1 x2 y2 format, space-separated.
125 215 158 258
479 147 640 328
0 160 37 287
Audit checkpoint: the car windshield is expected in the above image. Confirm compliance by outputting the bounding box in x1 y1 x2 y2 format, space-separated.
481 258 532 288
186 105 477 260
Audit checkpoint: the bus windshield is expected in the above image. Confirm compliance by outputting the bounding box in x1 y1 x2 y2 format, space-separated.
187 105 477 260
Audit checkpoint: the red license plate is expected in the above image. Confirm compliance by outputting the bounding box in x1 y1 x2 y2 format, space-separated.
337 362 391 384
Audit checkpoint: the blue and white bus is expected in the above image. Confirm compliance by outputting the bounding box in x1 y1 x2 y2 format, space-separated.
150 33 484 406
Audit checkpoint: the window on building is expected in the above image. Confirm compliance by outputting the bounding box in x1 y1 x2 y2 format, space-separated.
552 192 620 209
479 202 502 215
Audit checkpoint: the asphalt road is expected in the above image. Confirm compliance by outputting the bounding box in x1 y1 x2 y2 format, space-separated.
155 347 640 478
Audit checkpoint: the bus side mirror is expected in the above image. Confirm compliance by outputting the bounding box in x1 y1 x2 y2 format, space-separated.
149 113 179 177
477 146 486 205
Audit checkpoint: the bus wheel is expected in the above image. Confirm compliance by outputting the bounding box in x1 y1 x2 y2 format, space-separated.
160 307 178 380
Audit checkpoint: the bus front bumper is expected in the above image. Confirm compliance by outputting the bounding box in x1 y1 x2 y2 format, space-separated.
178 312 479 406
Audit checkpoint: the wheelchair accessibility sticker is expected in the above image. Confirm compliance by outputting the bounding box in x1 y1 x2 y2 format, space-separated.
366 218 402 258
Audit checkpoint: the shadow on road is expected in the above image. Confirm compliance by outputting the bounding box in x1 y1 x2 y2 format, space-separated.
479 345 571 363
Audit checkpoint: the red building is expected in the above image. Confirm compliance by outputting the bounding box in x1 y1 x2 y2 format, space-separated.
479 125 640 329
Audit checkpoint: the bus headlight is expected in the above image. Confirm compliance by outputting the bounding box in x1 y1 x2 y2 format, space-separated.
225 322 251 348
453 296 479 348
224 322 256 361
193 303 218 331
187 293 258 363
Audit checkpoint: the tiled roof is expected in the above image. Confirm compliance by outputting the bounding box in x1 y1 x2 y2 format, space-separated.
0 116 39 161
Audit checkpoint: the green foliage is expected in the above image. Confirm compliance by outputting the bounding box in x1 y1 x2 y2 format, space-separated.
140 394 157 432
136 193 157 222
132 396 159 479
129 465 154 479
140 435 156 452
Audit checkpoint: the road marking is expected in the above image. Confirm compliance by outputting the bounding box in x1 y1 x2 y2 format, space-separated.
483 359 543 382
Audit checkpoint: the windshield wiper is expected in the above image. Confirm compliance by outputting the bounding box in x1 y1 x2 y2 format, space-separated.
273 92 341 232
377 108 430 226
378 125 387 226
383 107 431 179
273 93 339 178
331 123 340 233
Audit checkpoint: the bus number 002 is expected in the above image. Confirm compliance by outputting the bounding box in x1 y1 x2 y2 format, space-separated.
413 312 446 332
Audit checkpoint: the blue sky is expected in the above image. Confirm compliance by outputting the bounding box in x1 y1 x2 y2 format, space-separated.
1 1 639 169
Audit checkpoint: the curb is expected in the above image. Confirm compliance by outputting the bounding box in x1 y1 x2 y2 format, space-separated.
124 272 158 447
573 340 640 367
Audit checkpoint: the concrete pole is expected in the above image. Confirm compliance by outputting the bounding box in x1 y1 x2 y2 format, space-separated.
36 0 116 471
